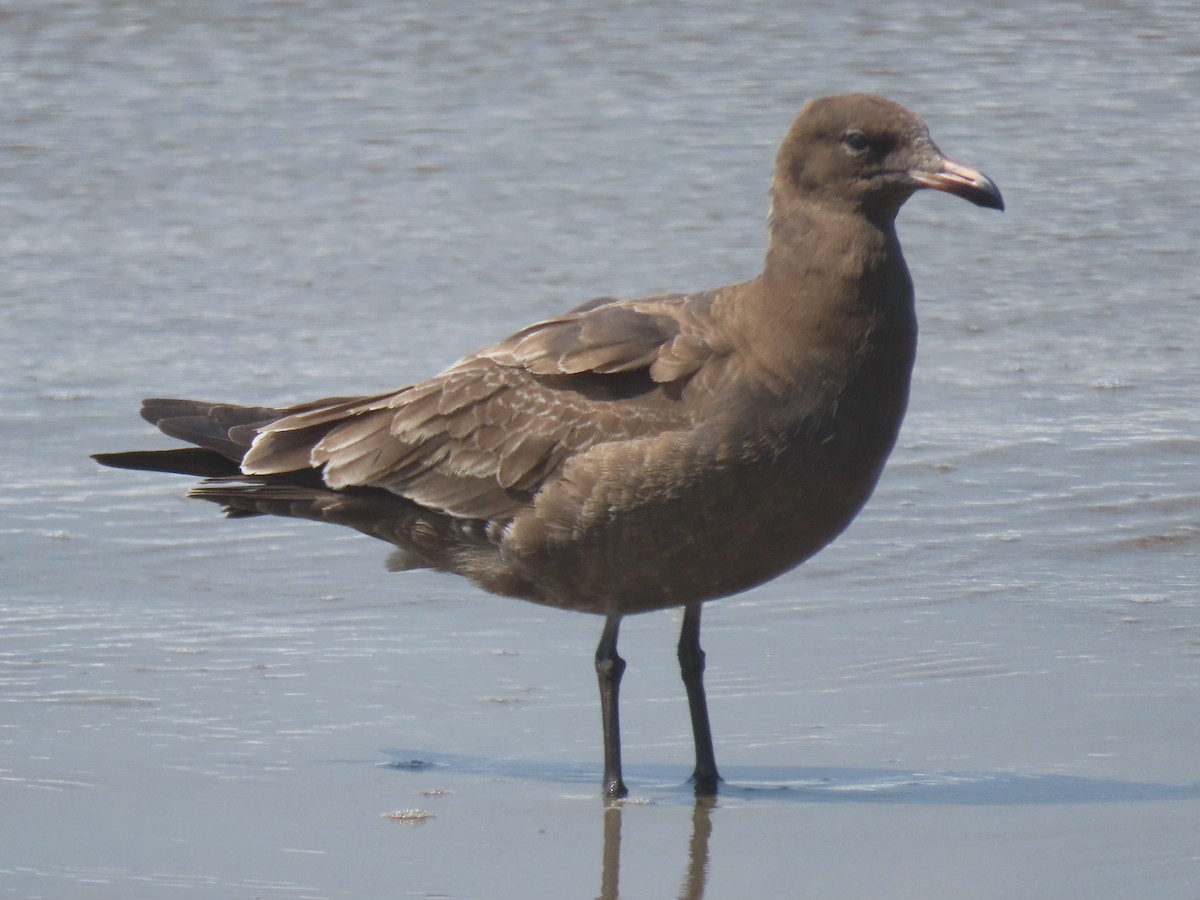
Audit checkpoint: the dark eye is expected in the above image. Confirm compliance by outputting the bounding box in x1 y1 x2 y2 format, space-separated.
842 130 871 155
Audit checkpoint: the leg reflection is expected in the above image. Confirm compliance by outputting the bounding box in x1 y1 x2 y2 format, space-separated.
597 797 715 900
599 805 622 900
677 795 715 900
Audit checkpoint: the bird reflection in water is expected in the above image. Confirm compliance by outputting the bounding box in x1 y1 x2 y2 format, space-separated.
599 797 716 900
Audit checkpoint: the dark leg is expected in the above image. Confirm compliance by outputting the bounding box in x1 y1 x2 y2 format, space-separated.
595 614 628 799
678 603 721 794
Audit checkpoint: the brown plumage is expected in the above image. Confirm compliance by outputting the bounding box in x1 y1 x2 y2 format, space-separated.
94 94 1003 799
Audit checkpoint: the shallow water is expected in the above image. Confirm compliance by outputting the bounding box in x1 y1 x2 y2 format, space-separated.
3 1 1199 897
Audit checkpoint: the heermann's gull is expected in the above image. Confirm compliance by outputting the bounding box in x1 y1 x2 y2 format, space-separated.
94 94 1003 800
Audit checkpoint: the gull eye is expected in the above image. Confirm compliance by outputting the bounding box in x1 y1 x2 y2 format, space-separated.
842 130 871 155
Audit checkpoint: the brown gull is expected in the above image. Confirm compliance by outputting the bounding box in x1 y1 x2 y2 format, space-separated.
94 94 1004 799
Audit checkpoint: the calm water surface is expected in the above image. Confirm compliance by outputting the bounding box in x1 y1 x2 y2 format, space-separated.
3 1 1198 898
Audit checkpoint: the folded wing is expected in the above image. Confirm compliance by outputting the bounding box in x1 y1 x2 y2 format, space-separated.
240 293 726 521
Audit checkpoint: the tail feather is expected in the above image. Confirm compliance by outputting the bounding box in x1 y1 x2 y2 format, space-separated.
186 480 460 569
139 399 282 461
94 396 509 580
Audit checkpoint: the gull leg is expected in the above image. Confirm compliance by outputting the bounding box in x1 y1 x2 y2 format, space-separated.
595 614 628 799
678 603 721 794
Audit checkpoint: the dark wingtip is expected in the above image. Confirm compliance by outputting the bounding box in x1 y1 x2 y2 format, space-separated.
92 451 139 470
92 448 242 477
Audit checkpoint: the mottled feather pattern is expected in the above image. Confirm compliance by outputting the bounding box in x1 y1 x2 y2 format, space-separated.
482 293 721 382
237 295 728 520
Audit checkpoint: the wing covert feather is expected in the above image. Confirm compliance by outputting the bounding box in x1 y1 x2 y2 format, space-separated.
242 292 730 520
